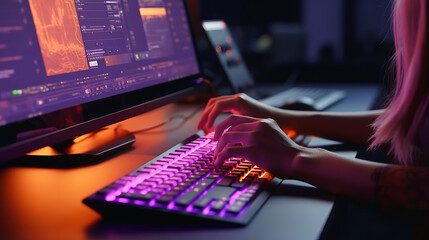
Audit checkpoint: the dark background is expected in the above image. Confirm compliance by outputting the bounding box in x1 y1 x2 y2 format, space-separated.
186 0 395 86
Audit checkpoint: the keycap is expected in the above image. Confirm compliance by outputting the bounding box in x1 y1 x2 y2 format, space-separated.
230 181 248 189
192 197 211 209
137 168 154 174
236 165 251 172
174 178 216 207
167 164 185 171
226 200 247 214
211 200 227 211
131 184 151 191
98 186 119 195
120 192 157 201
156 191 181 204
193 186 237 209
242 176 257 183
218 176 237 186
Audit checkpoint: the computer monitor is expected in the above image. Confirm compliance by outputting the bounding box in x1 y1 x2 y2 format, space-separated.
0 0 206 165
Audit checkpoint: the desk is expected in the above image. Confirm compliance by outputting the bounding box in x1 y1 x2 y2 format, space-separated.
0 83 379 240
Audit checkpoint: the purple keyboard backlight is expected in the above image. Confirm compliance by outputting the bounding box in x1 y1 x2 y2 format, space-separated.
100 132 271 218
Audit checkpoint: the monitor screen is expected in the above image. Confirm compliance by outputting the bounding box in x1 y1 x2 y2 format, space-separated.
0 0 204 164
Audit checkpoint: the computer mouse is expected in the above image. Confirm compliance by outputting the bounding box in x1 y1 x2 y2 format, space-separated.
281 96 317 111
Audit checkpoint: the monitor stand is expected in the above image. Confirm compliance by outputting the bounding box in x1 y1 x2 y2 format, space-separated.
12 127 136 168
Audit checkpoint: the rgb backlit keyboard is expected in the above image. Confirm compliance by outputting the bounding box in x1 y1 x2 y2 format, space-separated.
84 132 282 225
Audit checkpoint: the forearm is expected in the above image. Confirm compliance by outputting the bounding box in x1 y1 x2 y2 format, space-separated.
274 109 384 145
293 148 429 221
293 147 384 201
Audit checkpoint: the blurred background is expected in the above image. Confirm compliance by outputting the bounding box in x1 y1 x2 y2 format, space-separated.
186 0 395 87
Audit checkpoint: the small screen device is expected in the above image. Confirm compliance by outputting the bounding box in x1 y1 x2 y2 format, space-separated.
202 20 254 93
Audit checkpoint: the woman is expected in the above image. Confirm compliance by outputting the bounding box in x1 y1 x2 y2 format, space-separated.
197 0 429 228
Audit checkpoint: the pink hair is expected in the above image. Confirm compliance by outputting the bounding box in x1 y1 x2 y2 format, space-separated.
370 0 429 165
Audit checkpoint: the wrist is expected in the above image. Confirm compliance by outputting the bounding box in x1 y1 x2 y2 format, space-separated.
276 109 315 134
291 147 326 181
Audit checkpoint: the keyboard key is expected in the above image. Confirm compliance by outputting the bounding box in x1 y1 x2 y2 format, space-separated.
157 184 172 191
192 197 212 209
230 170 245 178
131 184 151 191
170 152 182 157
150 161 166 167
230 181 248 189
193 185 237 209
242 176 257 183
156 158 172 163
218 176 237 186
151 188 165 194
237 194 253 202
115 179 130 185
208 173 223 178
181 169 194 176
236 165 251 172
145 178 163 185
182 178 198 186
253 178 268 185
137 168 154 174
174 178 216 207
189 173 205 180
172 185 187 192
247 171 261 177
98 186 119 195
226 200 247 214
126 172 142 178
164 180 179 187
157 171 175 177
239 192 255 200
228 172 242 178
223 162 237 169
156 191 181 204
184 166 199 173
120 192 157 201
152 174 169 181
167 164 185 171
211 200 227 212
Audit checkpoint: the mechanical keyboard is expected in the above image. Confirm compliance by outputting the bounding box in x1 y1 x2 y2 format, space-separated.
83 131 284 225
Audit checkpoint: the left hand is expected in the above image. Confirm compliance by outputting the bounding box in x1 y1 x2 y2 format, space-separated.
213 114 306 179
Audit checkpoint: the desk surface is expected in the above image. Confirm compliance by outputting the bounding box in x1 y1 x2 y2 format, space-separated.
0 83 379 240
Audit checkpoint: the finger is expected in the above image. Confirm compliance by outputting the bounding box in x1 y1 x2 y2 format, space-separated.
205 95 231 109
197 105 214 130
214 121 260 155
214 130 254 157
214 115 259 141
204 98 241 130
197 96 234 130
202 127 211 134
214 145 250 166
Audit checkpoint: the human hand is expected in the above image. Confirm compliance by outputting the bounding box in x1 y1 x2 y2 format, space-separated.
213 114 306 179
197 93 280 132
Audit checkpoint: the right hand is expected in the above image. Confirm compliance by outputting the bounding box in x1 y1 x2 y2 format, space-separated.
212 114 307 179
197 93 280 131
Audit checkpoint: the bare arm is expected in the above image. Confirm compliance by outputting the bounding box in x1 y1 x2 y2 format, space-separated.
198 93 384 145
276 109 384 145
296 148 429 221
213 115 429 223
